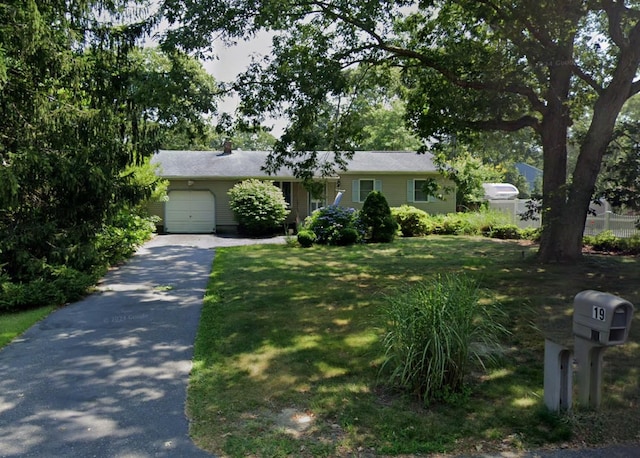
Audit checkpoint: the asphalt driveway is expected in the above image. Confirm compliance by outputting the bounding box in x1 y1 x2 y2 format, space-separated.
0 234 284 458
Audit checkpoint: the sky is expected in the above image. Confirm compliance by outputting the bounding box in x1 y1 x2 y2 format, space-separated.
201 32 287 137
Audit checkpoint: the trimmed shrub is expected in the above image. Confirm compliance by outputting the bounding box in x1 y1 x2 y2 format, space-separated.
303 205 363 245
392 205 430 237
484 224 522 240
228 179 289 236
440 213 477 235
360 191 397 243
381 274 507 405
336 227 360 246
582 232 640 254
626 234 640 254
297 230 316 248
520 227 542 241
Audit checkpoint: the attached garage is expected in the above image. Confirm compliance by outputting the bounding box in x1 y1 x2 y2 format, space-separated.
165 190 216 233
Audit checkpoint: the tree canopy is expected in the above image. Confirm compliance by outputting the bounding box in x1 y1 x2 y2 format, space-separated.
0 1 218 285
160 0 640 262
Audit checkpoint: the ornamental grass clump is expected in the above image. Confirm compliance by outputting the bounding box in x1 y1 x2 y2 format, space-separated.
381 274 507 405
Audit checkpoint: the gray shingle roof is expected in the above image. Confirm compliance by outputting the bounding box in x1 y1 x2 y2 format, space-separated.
343 151 437 173
152 150 437 179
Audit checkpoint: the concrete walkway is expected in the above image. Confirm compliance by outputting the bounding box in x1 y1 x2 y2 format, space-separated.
0 234 285 458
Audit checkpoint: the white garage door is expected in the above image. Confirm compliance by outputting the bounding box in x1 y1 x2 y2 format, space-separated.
165 190 216 233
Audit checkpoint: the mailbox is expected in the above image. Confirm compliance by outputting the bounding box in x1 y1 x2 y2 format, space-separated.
573 290 634 346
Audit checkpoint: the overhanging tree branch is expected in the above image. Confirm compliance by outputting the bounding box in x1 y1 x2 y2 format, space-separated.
466 115 540 133
305 1 548 114
602 0 629 48
378 43 546 113
571 64 604 94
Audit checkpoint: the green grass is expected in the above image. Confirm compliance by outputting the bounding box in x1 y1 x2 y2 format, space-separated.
0 305 57 348
187 236 640 457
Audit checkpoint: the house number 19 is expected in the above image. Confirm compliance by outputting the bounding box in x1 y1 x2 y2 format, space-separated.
592 305 606 322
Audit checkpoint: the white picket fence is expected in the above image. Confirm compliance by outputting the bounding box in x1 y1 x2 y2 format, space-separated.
584 212 640 238
488 200 640 238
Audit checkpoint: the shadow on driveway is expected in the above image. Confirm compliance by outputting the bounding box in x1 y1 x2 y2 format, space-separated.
0 237 227 457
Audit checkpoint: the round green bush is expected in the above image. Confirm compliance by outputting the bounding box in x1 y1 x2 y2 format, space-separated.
336 227 360 246
297 230 316 247
520 227 541 241
392 205 430 237
228 179 289 236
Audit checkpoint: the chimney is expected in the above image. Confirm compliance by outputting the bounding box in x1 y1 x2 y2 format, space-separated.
222 140 232 155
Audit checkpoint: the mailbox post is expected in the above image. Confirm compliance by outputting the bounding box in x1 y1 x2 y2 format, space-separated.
572 290 634 409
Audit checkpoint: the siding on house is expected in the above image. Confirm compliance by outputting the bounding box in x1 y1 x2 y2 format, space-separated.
341 173 456 214
150 178 317 233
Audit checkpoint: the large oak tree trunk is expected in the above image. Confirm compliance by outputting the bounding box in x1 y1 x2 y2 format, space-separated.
537 41 640 263
536 54 575 262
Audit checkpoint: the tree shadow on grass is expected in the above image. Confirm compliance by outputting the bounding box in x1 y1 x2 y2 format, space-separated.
193 238 640 455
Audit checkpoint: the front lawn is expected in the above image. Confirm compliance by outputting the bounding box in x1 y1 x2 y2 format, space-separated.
188 236 640 457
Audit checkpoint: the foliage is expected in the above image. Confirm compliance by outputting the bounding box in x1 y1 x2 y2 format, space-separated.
392 205 430 237
595 119 640 212
483 224 522 240
296 229 316 248
435 149 504 211
463 130 543 171
130 47 219 150
584 231 624 252
159 0 640 263
0 264 94 313
197 129 279 152
335 227 360 246
95 211 158 266
358 98 422 151
582 231 640 255
228 179 289 236
360 191 397 243
0 210 156 312
302 205 363 245
391 206 518 239
302 179 327 200
433 213 477 235
521 227 542 242
381 274 507 405
0 1 213 311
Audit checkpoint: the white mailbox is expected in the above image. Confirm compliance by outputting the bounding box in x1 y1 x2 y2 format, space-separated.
573 290 634 346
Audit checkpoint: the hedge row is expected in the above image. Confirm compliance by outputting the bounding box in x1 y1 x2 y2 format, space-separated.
391 205 540 240
298 204 640 251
